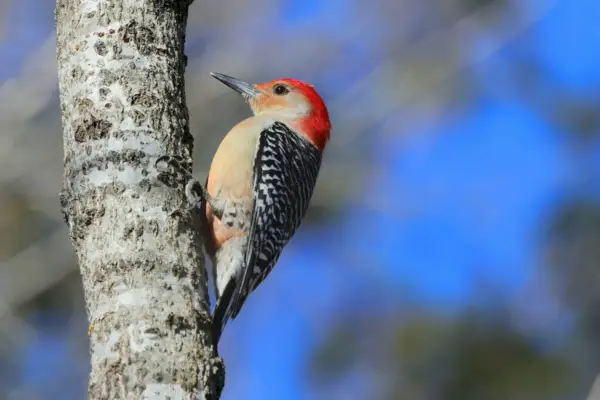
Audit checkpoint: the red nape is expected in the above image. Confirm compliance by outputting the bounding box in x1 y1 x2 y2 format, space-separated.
279 78 331 150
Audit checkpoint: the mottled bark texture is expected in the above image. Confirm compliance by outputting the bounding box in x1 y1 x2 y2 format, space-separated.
55 0 224 398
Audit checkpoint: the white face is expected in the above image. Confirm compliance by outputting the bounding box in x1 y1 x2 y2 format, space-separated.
209 73 325 132
248 82 311 120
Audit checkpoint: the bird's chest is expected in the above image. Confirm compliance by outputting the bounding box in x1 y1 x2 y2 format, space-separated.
205 125 260 249
206 127 259 202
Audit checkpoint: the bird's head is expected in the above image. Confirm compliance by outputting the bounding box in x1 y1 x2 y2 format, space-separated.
211 72 331 150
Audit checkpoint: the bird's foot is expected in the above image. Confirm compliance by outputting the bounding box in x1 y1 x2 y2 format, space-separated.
155 155 226 217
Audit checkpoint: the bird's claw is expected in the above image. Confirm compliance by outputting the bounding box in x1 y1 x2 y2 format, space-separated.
184 179 205 210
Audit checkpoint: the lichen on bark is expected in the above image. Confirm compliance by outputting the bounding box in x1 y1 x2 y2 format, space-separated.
55 0 224 398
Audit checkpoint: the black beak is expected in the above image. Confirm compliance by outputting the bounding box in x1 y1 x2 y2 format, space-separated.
210 72 261 98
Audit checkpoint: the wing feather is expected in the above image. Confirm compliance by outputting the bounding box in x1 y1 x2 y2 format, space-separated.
212 122 322 337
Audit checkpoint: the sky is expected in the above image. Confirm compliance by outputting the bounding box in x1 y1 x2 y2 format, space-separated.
2 0 599 398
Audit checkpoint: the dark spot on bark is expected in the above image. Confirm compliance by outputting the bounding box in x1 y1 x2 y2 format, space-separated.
109 29 115 34
128 109 146 126
166 313 195 334
80 150 148 174
123 224 134 239
86 11 95 18
111 43 121 57
59 190 71 224
97 32 105 38
171 264 188 279
141 169 148 177
71 66 83 79
99 88 110 98
111 181 126 194
147 220 159 235
156 170 178 189
94 41 108 56
122 20 158 56
77 98 94 111
139 179 152 192
144 327 160 336
154 46 168 57
99 69 117 86
122 21 137 44
74 115 112 142
126 150 146 162
66 200 106 243
135 27 155 55
130 92 157 107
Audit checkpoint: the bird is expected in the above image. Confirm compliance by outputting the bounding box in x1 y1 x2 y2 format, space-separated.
156 72 331 344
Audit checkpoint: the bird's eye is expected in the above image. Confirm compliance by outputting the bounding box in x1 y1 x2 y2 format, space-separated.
273 84 289 95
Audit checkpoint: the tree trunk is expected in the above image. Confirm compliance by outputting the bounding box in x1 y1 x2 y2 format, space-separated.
55 0 224 398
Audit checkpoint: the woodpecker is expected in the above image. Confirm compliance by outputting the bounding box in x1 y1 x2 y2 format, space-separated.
157 72 331 343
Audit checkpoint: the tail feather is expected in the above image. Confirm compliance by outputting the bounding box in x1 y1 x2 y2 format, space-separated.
212 278 237 344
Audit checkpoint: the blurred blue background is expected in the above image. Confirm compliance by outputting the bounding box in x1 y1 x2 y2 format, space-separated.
1 0 600 398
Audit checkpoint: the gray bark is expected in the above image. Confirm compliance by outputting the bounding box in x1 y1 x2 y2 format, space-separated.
55 0 224 398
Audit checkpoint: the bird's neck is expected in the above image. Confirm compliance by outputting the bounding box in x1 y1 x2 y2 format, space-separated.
295 115 330 151
256 111 330 151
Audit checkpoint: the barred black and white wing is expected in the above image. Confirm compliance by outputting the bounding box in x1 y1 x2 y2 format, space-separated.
213 121 322 338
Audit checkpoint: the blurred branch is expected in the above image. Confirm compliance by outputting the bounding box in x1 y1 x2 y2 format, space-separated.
0 35 56 130
0 228 74 315
588 374 600 400
0 36 60 211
